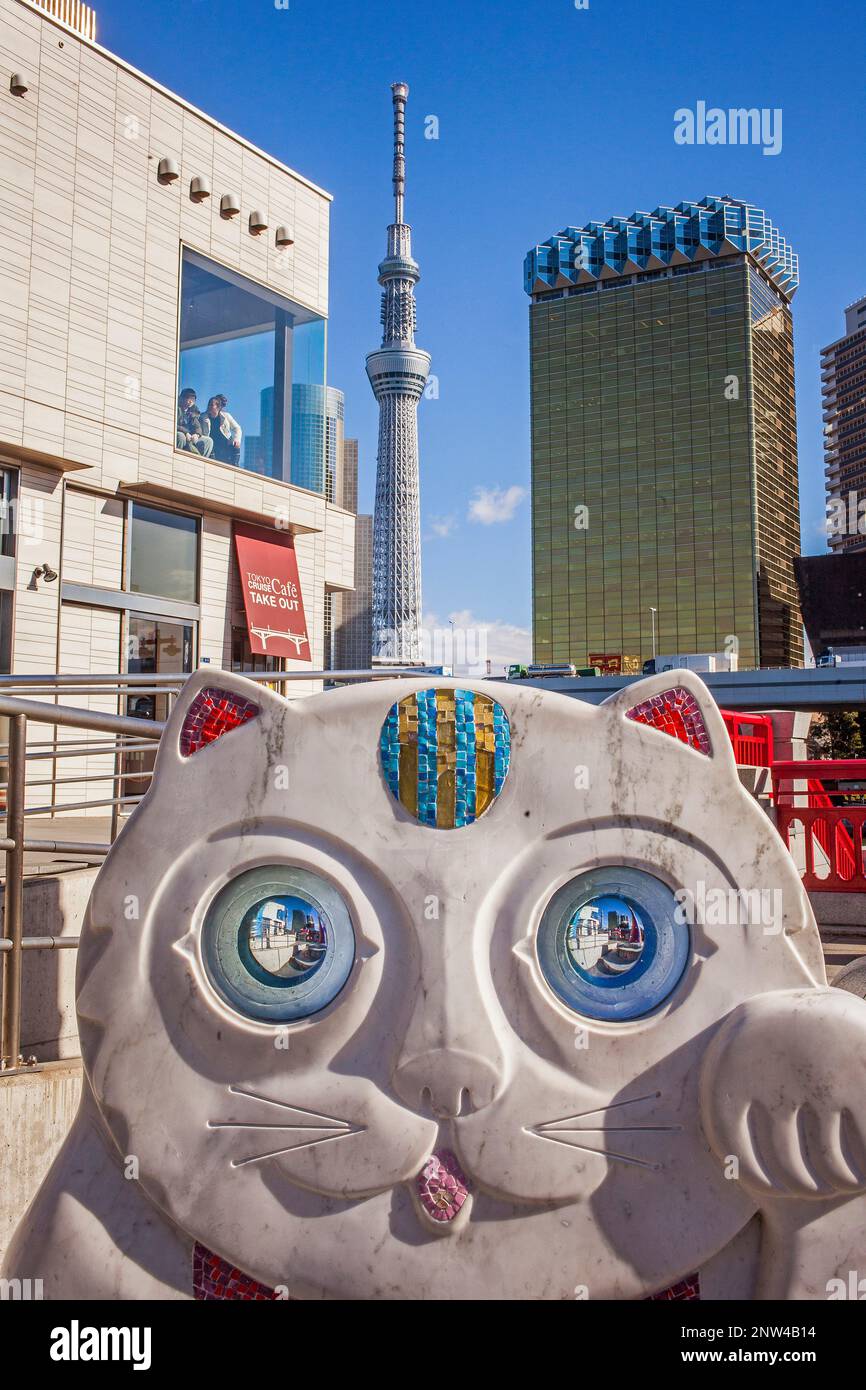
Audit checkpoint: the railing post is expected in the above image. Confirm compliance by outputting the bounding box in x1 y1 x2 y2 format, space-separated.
110 738 121 844
1 714 26 1068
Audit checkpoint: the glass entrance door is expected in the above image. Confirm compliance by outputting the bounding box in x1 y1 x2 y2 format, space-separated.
123 616 195 800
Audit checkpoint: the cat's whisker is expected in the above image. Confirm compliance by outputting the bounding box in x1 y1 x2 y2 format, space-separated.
210 1090 366 1166
210 1121 352 1132
227 1085 353 1129
536 1125 681 1133
527 1129 662 1171
539 1091 663 1126
230 1130 363 1168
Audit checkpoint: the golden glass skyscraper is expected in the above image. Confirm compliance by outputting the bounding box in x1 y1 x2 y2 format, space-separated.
526 197 803 671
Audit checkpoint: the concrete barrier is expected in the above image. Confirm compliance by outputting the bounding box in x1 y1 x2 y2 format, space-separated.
809 892 866 933
1 867 96 1062
0 1061 82 1265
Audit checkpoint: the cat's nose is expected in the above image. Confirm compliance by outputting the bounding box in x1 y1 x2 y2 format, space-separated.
392 886 508 1116
393 1048 503 1117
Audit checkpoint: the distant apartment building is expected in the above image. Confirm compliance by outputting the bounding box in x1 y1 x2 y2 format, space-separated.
0 0 356 805
334 514 373 670
245 383 346 503
525 195 803 670
794 551 866 660
324 437 372 670
290 383 344 500
822 294 866 554
340 438 358 514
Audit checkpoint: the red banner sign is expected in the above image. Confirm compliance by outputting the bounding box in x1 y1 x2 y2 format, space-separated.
588 652 641 676
233 522 310 662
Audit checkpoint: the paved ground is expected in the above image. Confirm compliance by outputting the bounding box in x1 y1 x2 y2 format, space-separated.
19 815 118 876
822 936 866 983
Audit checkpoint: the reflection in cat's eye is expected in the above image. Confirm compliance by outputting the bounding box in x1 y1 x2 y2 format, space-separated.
565 896 646 980
538 867 688 1021
244 895 329 983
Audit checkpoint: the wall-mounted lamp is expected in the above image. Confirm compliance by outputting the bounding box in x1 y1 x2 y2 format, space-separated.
275 225 294 248
30 563 58 590
220 193 240 218
10 73 29 96
157 157 180 184
249 210 268 235
189 175 210 203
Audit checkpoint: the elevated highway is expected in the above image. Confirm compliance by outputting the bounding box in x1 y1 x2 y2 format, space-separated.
496 666 866 712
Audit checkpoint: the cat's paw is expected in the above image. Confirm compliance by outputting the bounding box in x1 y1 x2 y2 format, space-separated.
700 989 866 1199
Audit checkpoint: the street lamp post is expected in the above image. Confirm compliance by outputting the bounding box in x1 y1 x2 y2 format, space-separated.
650 607 657 661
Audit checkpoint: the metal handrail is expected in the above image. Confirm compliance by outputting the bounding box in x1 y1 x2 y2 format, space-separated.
0 693 163 737
0 741 159 759
0 690 162 1067
24 795 147 816
22 841 111 854
0 687 184 698
1 715 25 1069
0 667 438 688
7 769 153 791
0 936 80 951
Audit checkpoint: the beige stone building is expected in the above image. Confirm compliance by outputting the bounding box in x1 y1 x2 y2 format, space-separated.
0 0 355 739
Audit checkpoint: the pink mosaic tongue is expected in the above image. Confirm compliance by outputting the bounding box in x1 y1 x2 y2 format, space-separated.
417 1149 470 1222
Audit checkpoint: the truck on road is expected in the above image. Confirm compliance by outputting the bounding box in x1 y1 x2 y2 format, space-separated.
816 646 866 668
507 663 601 680
641 651 739 676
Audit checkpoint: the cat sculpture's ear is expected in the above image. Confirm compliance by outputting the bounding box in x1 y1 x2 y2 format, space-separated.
157 667 287 769
600 668 735 767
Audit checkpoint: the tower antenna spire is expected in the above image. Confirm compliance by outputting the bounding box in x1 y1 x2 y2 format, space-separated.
366 82 431 665
391 81 408 224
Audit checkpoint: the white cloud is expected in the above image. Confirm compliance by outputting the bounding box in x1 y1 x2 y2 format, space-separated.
428 514 457 539
423 609 531 677
467 484 527 526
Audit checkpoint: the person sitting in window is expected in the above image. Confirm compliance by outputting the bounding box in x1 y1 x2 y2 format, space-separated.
176 390 213 457
205 395 242 464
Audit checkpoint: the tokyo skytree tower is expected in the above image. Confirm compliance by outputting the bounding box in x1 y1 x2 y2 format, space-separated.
366 82 431 663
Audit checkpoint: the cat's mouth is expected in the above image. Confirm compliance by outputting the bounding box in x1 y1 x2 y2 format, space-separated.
412 1148 472 1234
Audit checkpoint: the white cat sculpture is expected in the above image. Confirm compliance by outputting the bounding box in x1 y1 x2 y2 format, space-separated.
5 668 866 1300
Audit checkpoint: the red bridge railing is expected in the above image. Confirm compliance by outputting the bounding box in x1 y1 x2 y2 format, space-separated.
771 760 866 893
720 710 775 768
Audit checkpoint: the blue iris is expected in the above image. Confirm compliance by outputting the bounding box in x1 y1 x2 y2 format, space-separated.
202 866 355 1023
537 867 689 1022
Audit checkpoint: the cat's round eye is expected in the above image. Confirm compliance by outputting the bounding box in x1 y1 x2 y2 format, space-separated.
536 868 689 1022
202 867 355 1023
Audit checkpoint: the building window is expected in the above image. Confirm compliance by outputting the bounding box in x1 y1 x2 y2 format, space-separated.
0 468 17 676
123 616 195 798
323 589 334 671
128 502 199 604
0 468 17 559
177 249 326 483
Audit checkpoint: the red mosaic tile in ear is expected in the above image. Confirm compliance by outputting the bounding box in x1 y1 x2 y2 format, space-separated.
192 1243 281 1300
626 687 711 756
179 688 260 758
646 1271 701 1300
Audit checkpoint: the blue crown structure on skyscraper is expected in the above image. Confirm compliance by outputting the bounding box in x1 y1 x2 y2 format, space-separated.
525 196 798 301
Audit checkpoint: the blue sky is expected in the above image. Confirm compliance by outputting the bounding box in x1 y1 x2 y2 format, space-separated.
98 0 866 667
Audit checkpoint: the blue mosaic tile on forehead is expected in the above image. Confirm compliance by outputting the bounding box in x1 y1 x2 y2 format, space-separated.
457 689 477 827
416 689 438 827
380 706 400 800
380 687 512 828
493 710 511 796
